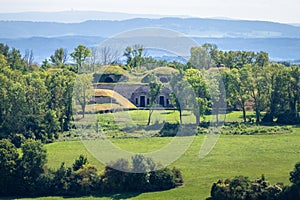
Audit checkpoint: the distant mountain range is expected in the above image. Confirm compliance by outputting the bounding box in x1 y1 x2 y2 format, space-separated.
0 14 300 63
1 18 300 39
0 11 188 23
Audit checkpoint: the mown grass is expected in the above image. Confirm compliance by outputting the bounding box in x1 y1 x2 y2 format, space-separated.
14 111 300 200
17 129 300 200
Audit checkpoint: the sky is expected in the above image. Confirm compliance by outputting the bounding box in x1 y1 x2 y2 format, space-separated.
0 0 300 23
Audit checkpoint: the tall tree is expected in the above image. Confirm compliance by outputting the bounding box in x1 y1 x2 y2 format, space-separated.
18 139 47 193
23 49 34 70
185 68 209 125
169 73 191 124
50 48 68 67
225 67 250 122
123 44 144 70
0 139 19 195
147 73 163 125
244 64 269 124
8 48 26 71
70 45 91 72
189 46 213 69
73 73 93 118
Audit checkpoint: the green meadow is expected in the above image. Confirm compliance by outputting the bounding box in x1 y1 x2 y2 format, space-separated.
15 111 300 200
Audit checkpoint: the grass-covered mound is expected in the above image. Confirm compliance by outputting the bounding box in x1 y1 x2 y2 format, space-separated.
94 65 129 83
85 89 136 112
141 66 179 83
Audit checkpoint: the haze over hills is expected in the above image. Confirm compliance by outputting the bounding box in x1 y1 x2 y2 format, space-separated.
1 18 300 39
1 11 300 63
0 10 189 23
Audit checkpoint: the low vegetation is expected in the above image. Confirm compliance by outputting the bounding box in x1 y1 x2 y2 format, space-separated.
207 161 300 199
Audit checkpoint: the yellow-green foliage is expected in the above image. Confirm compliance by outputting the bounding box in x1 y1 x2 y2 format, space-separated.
86 89 136 111
97 65 128 75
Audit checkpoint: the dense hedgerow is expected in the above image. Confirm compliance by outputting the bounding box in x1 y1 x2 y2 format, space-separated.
0 138 183 197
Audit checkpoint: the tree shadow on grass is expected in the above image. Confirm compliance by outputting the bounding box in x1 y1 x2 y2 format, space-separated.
107 192 141 200
62 192 142 200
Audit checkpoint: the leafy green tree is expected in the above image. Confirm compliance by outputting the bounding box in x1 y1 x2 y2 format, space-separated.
0 139 19 195
170 73 192 124
8 48 26 71
244 64 269 124
73 73 93 118
73 155 88 171
19 139 47 193
52 162 73 195
41 58 52 70
149 168 176 191
70 45 91 72
123 44 144 70
185 68 209 125
45 70 75 131
225 67 250 122
147 73 163 125
290 162 300 185
23 73 49 140
103 158 130 192
255 51 269 67
50 48 68 67
0 43 9 57
189 46 213 69
72 164 100 195
206 68 227 125
43 110 60 141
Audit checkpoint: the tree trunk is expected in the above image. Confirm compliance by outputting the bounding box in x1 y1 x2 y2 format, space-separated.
196 114 200 126
255 107 260 125
179 109 182 124
81 104 85 118
242 106 246 123
147 109 153 126
215 105 219 126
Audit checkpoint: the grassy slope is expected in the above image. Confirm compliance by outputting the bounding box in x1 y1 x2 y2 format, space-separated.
16 111 300 200
26 130 300 200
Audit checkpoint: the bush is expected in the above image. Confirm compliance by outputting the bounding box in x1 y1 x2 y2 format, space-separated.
148 168 176 191
207 175 283 200
159 122 179 137
102 155 183 193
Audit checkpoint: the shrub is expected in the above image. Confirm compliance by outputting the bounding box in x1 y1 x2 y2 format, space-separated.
159 122 179 137
207 175 283 200
148 168 176 191
102 155 183 193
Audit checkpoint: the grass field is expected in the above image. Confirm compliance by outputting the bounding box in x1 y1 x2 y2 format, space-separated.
15 111 300 200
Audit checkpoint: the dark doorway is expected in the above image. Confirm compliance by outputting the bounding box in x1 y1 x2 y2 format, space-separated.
140 96 146 107
104 77 114 83
160 77 168 83
159 96 165 107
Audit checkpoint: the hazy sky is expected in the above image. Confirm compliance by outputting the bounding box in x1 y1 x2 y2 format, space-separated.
1 0 300 23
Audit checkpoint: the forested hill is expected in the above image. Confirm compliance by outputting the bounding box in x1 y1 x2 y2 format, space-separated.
1 17 300 62
1 18 300 38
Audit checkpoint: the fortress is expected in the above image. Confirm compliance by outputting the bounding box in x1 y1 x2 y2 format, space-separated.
91 65 176 110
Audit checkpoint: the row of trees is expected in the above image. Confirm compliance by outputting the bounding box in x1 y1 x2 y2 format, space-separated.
164 45 300 125
0 43 98 142
223 63 300 124
207 161 300 199
0 138 183 197
0 62 75 142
